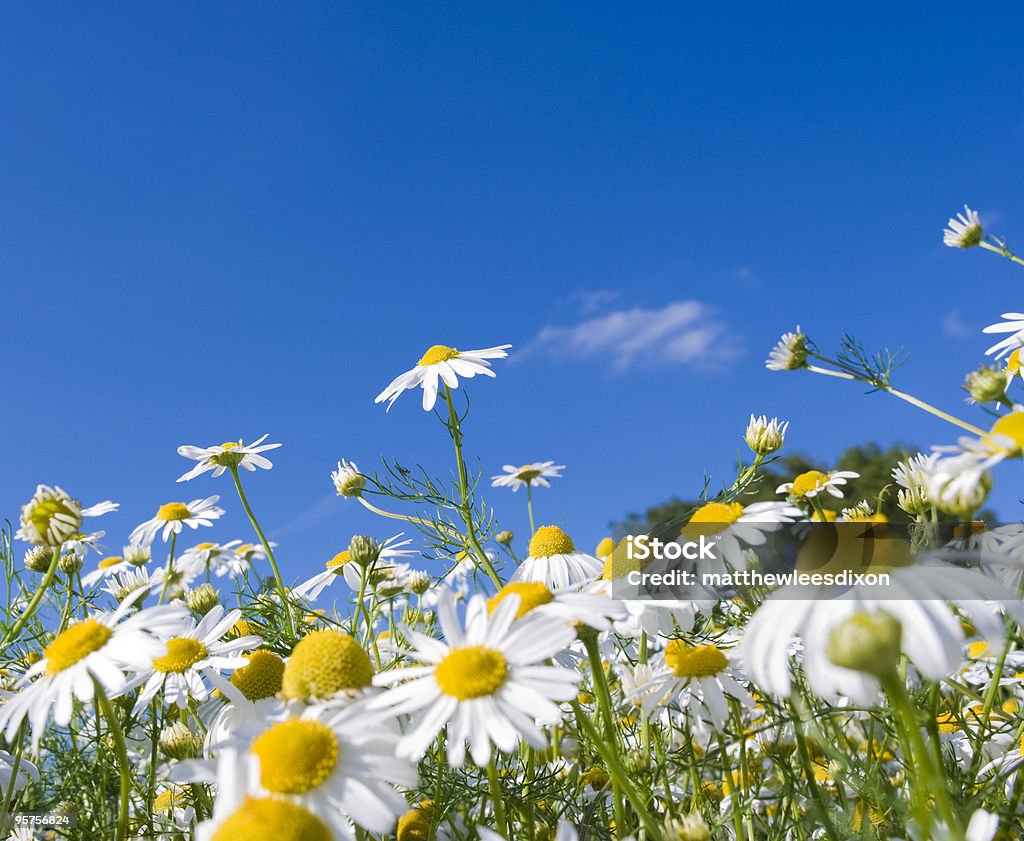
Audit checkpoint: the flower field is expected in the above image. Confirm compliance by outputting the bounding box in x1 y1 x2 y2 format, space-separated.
4 207 1024 841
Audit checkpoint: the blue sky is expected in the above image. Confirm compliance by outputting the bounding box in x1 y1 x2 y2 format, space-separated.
1 3 1022 584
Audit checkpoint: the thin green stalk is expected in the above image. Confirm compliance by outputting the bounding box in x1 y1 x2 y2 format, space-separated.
791 703 841 841
157 532 178 605
526 482 536 536
229 466 295 637
486 758 508 835
95 680 131 841
980 239 1024 267
442 387 501 589
4 541 62 645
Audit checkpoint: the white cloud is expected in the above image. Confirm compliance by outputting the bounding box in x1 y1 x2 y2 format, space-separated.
519 300 734 371
942 309 970 338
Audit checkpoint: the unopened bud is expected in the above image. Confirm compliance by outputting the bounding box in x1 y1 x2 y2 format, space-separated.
158 721 202 760
495 530 514 547
24 546 54 573
347 535 381 568
185 583 220 616
964 366 1008 404
745 415 788 455
826 611 902 678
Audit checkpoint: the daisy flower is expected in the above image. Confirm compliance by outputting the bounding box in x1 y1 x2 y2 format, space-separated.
200 702 416 841
130 496 225 545
292 535 416 602
331 459 366 498
81 553 135 587
486 581 626 632
765 328 808 371
374 343 512 412
745 415 788 455
1006 348 1024 383
176 435 282 482
679 500 804 571
983 313 1024 359
635 639 753 731
368 589 579 766
926 454 993 516
777 469 859 500
132 605 262 712
943 204 983 249
491 462 565 492
0 595 189 748
510 525 603 590
0 749 38 794
182 540 264 579
102 567 157 603
16 484 118 547
892 452 940 515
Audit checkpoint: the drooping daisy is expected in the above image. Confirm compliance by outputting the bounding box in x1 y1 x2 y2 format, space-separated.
375 343 512 412
491 462 565 492
892 452 939 515
16 485 118 547
0 595 189 748
201 702 417 841
943 204 983 249
983 313 1024 359
777 469 859 500
132 605 262 712
130 496 225 545
765 328 809 371
926 454 993 516
510 525 603 590
177 435 283 482
331 459 366 498
635 639 753 732
292 535 416 602
369 589 579 766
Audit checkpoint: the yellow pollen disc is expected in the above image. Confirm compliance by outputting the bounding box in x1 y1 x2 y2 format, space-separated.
210 797 332 841
282 630 374 700
220 441 241 450
665 640 728 679
153 787 190 814
325 551 351 571
488 582 554 618
986 412 1024 453
529 525 575 558
969 641 989 658
195 542 215 551
790 470 829 497
595 537 614 558
230 649 285 701
251 719 339 794
156 502 192 522
936 711 961 733
397 809 432 841
45 619 112 674
98 556 123 569
28 497 77 541
435 646 508 699
682 501 744 539
1008 349 1023 373
600 539 648 581
516 465 542 481
153 638 208 673
417 345 459 366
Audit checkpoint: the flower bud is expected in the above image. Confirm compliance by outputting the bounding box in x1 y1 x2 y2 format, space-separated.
123 543 151 566
24 546 54 572
495 530 514 547
745 415 788 455
347 535 381 568
58 551 83 574
331 460 366 498
664 814 711 841
185 583 220 616
407 571 431 595
826 611 902 678
964 365 1008 404
158 721 203 760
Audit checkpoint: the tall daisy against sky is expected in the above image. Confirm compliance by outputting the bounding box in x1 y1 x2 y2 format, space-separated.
197 702 416 841
679 499 804 572
131 605 261 712
16 484 118 547
510 525 603 590
176 434 282 482
943 204 984 249
374 343 511 411
292 534 415 602
0 594 188 748
130 496 225 545
368 588 578 766
491 461 565 534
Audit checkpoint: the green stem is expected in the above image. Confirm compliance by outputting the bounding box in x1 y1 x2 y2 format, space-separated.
526 482 536 536
791 701 841 841
442 387 502 589
95 680 131 841
4 542 62 645
157 532 177 605
486 758 508 835
229 466 295 637
980 239 1024 267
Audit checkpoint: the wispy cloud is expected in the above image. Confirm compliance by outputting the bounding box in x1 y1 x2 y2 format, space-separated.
942 309 970 339
269 491 340 540
518 300 734 371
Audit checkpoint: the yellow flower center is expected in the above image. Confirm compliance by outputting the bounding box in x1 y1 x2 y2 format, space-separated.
986 412 1024 454
435 646 508 699
665 640 728 679
156 503 192 522
45 619 112 675
969 641 989 659
516 465 542 481
417 345 460 366
98 556 123 569
153 638 208 673
26 496 78 544
230 649 285 701
529 525 575 558
600 539 648 581
487 582 554 618
790 470 829 497
1008 349 1022 373
397 809 432 841
325 551 351 571
595 537 614 558
251 719 339 794
153 787 190 814
281 630 374 700
682 501 744 539
210 797 332 841
220 441 241 450
954 521 988 540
